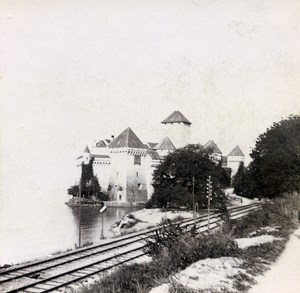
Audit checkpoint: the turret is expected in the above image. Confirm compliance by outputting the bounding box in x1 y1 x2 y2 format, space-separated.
83 146 91 165
161 111 191 148
227 145 245 177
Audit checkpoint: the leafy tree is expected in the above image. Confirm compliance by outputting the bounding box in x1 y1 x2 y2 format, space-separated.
247 115 300 198
146 144 228 208
67 184 79 197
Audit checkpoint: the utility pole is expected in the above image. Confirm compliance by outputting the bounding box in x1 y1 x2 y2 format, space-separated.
192 177 195 218
100 202 107 240
206 175 212 233
78 180 82 248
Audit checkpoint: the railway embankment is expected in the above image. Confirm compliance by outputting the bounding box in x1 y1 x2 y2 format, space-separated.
78 199 296 293
0 204 260 293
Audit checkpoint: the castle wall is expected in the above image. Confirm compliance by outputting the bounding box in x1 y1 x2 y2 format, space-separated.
108 150 129 202
107 149 148 202
92 160 111 193
162 122 191 148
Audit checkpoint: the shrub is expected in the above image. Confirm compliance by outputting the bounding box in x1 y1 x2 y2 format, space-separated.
231 197 295 238
144 221 241 270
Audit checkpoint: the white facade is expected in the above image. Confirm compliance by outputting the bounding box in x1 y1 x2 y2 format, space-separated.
162 122 191 149
76 111 245 203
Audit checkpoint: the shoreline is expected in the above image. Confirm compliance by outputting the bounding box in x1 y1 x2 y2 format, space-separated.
65 200 146 208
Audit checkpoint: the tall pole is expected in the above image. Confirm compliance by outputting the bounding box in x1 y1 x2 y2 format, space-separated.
78 180 82 248
100 202 106 240
192 177 195 218
100 213 104 239
207 175 211 233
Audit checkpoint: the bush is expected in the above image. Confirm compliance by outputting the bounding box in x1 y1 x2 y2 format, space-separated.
144 221 241 271
231 198 295 238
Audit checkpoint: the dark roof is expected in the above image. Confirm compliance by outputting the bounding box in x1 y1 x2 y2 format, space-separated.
154 137 176 150
203 140 222 154
92 154 111 159
96 139 111 147
148 150 163 160
148 142 158 149
161 111 192 125
228 145 244 156
84 146 90 153
109 127 145 149
96 140 107 147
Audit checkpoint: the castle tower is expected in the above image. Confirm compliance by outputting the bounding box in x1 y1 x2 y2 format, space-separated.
108 127 148 203
83 146 91 165
203 140 222 163
227 145 245 177
161 111 191 148
154 136 176 157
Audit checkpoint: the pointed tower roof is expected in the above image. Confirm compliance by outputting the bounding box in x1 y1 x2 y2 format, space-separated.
228 145 244 157
203 140 222 154
84 146 90 153
109 127 145 149
161 111 192 125
154 137 176 150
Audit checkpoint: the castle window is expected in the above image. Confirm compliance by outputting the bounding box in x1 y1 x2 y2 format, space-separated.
134 155 141 165
136 172 139 178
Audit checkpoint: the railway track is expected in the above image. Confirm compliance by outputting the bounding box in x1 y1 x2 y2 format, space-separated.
0 203 261 293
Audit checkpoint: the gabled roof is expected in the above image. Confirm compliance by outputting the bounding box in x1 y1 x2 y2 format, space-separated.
154 137 176 150
203 140 222 154
109 127 145 149
84 146 90 153
148 142 158 149
96 139 111 148
161 111 192 125
148 150 163 160
228 145 244 157
96 140 106 147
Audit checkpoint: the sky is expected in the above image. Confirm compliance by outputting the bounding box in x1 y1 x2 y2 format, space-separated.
0 0 300 204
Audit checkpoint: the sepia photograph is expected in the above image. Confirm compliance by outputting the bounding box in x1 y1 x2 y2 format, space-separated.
0 1 299 292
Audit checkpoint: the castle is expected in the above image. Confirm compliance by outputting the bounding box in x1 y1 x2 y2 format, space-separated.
76 111 244 203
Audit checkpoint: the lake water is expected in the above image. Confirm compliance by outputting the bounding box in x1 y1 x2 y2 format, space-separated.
0 190 141 266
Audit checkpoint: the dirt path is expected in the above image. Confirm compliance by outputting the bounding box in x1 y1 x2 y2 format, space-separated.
249 226 300 293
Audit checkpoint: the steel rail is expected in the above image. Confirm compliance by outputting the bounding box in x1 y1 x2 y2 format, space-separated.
0 203 260 286
0 203 259 281
1 203 261 293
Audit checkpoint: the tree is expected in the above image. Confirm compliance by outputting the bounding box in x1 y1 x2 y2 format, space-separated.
232 161 246 196
67 184 79 197
247 115 300 198
146 144 227 208
67 157 109 201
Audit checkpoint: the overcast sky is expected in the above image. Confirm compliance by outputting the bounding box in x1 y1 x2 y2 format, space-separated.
0 0 300 201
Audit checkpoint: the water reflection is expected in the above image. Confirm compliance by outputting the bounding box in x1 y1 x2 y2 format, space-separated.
0 195 140 266
69 206 140 244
